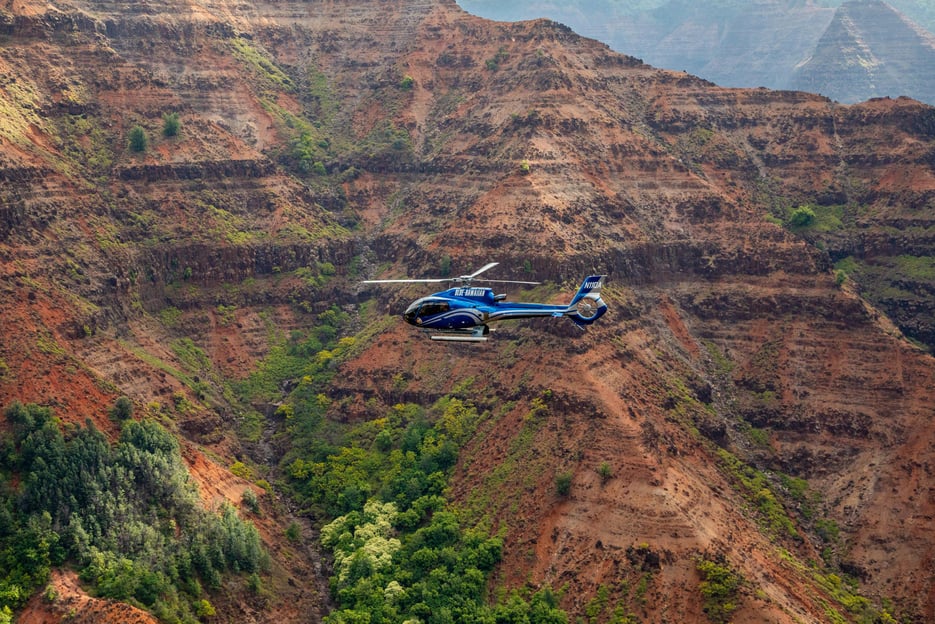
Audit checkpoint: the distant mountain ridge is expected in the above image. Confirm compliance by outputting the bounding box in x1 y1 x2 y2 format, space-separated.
790 0 935 103
620 0 836 91
458 0 935 104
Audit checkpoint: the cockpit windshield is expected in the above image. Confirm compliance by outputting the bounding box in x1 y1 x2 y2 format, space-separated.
403 298 449 325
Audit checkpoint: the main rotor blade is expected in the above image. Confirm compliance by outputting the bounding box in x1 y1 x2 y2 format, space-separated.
464 262 499 279
476 279 541 286
360 278 450 284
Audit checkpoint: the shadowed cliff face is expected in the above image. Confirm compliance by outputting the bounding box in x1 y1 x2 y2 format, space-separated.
1 0 935 622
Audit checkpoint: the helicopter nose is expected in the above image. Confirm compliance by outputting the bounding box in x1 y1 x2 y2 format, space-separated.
403 303 420 325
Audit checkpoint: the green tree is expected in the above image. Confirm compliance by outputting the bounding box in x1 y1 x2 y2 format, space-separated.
128 125 148 152
788 206 815 228
242 489 261 515
555 471 573 497
110 396 133 421
598 461 613 483
162 112 180 137
194 598 216 618
285 522 302 543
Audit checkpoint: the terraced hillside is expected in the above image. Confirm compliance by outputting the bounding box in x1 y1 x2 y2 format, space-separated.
1 0 934 622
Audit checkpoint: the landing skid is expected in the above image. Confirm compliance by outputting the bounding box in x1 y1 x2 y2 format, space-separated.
431 334 488 342
430 325 490 342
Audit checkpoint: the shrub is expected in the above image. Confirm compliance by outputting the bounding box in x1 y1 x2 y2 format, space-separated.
242 489 261 515
555 471 573 497
485 47 508 71
194 599 216 618
110 397 133 421
788 206 815 228
374 429 393 452
439 255 452 277
128 125 148 152
815 518 840 543
248 572 263 594
597 462 613 483
285 522 302 543
162 112 180 137
696 557 742 623
231 461 253 480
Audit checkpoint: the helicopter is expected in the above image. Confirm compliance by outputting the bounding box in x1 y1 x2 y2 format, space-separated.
361 262 607 342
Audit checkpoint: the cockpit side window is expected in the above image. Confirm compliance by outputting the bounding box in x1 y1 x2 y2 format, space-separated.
418 302 449 317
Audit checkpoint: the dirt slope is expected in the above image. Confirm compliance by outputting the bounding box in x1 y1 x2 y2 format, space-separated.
18 569 159 624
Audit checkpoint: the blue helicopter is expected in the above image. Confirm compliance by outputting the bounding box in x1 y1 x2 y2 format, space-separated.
362 262 607 342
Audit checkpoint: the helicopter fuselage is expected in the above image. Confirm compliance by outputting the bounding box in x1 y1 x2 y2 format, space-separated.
402 276 606 332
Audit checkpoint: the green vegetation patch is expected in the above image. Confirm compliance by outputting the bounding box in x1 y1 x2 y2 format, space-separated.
0 74 46 146
0 403 268 621
716 448 798 539
357 119 413 160
783 203 845 233
834 252 935 294
128 125 148 153
298 396 567 623
205 204 262 246
233 305 348 405
322 496 566 622
696 556 742 623
485 46 510 71
230 38 294 91
892 255 935 282
162 112 180 138
307 67 340 123
813 572 898 622
56 114 115 180
159 306 183 328
461 391 555 524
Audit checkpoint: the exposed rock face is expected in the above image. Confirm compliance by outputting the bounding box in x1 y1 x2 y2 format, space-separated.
1 0 935 622
790 0 935 104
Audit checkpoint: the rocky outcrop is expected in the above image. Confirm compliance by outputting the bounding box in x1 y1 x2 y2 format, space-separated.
116 159 275 182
